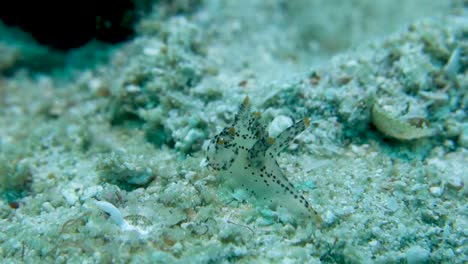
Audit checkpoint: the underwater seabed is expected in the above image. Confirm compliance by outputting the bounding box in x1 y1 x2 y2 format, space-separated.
0 0 467 263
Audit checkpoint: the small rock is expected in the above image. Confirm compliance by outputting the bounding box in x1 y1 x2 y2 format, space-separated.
406 245 430 264
429 186 443 197
61 188 78 205
323 210 336 225
269 115 293 137
458 123 468 148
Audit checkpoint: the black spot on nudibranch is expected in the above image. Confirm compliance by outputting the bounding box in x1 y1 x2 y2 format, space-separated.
206 96 322 224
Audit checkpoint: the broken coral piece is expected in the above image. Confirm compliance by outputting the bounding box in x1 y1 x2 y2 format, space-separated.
371 103 436 140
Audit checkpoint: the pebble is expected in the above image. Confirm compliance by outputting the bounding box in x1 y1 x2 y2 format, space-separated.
429 186 443 197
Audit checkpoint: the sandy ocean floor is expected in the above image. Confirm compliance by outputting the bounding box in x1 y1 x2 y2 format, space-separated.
0 1 467 263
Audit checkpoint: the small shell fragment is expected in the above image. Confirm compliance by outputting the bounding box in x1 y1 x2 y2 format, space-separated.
371 104 436 140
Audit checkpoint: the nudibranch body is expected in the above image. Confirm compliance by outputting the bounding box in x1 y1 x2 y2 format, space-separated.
207 97 321 224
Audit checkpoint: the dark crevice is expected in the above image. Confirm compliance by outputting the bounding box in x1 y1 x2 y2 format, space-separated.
0 0 138 50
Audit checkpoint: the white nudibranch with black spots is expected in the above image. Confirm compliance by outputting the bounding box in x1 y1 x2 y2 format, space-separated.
207 96 322 225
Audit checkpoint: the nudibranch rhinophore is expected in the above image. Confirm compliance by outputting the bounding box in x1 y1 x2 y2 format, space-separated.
207 96 322 224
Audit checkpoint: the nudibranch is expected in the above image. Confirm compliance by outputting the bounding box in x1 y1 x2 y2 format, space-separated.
207 96 322 224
